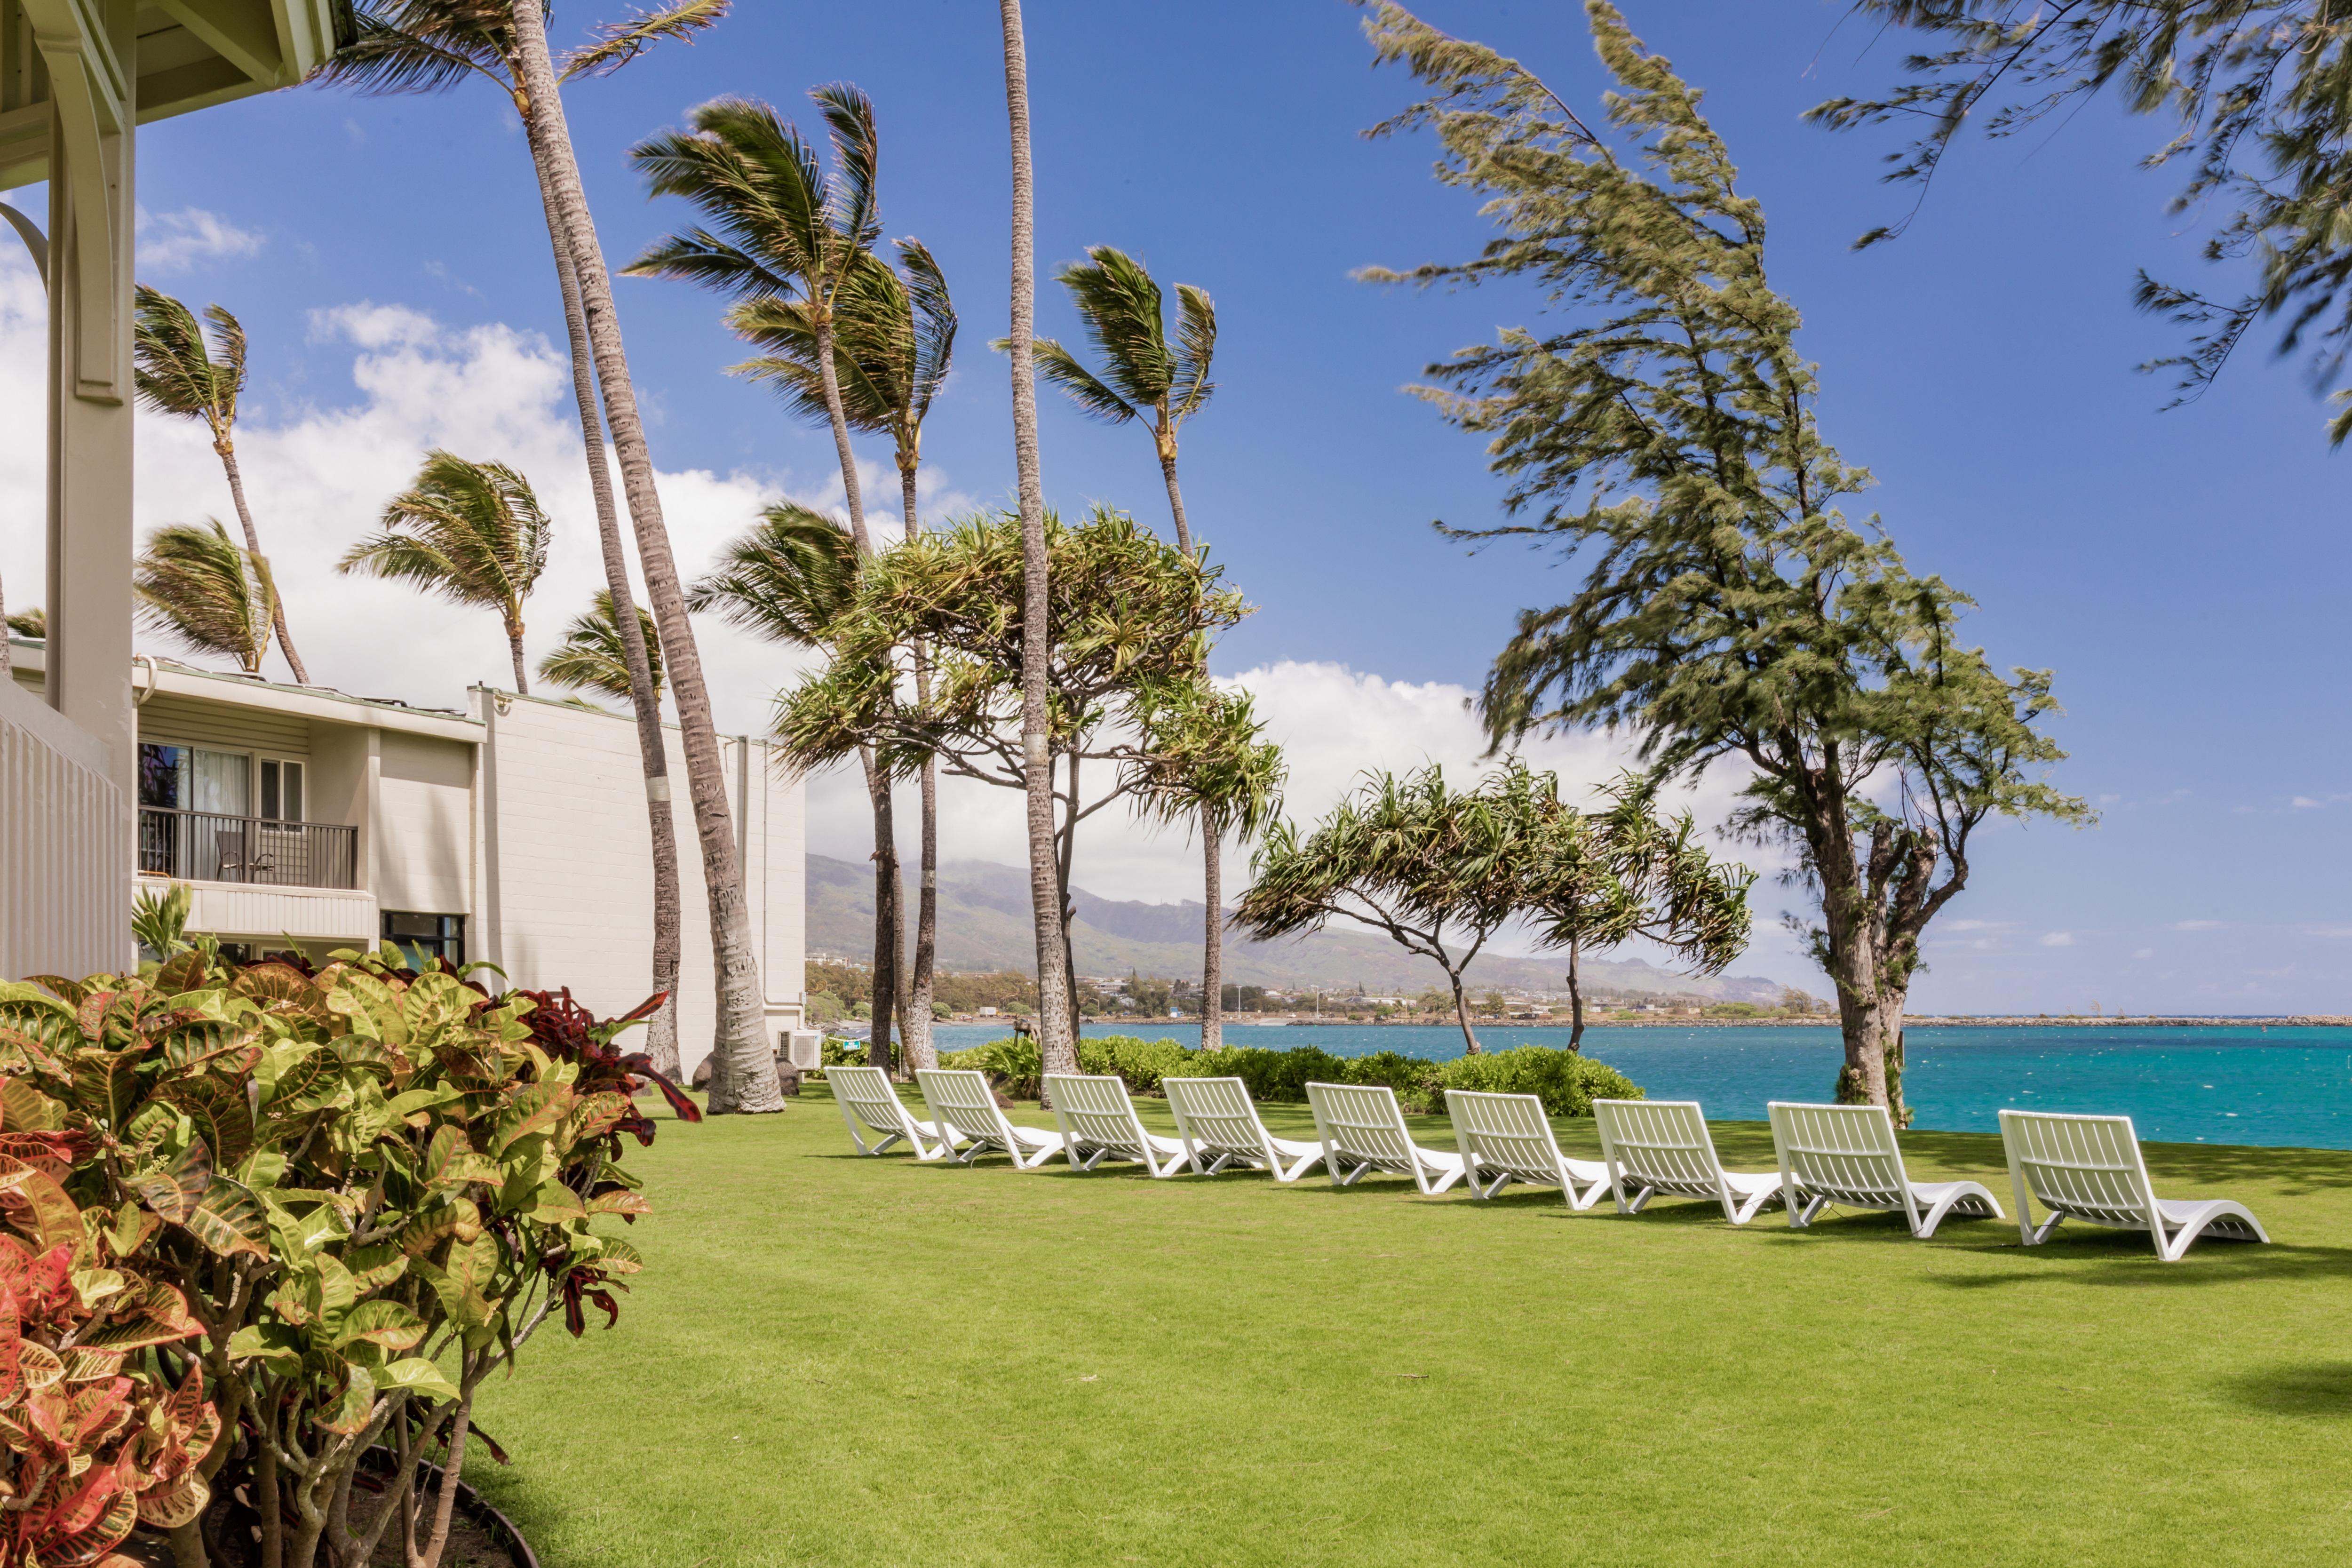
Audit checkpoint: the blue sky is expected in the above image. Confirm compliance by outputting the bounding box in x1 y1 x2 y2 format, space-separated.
6 1 2348 1012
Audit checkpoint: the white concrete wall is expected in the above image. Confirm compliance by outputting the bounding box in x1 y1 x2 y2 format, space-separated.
1 675 130 980
474 692 805 1081
374 731 475 918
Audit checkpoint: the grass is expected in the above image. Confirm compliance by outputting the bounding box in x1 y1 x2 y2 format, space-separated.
465 1083 2352 1567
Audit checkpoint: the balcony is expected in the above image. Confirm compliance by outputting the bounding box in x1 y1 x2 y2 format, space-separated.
138 808 358 891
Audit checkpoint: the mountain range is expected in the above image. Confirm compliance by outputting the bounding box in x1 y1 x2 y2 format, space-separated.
806 854 1799 1003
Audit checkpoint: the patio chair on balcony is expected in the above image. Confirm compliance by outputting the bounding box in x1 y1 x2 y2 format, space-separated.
914 1068 1068 1170
1999 1109 2270 1261
1042 1073 1191 1177
1303 1082 1466 1194
1162 1075 1327 1182
828 1065 963 1161
1445 1089 1611 1209
1591 1099 1784 1224
1766 1100 2002 1238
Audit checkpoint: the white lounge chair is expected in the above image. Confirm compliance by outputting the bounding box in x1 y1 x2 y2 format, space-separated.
914 1068 1069 1170
1999 1109 2270 1261
1591 1099 1784 1224
1445 1089 1611 1209
828 1064 964 1161
1766 1100 2002 1238
1162 1075 1327 1182
1303 1082 1465 1194
1042 1073 1192 1178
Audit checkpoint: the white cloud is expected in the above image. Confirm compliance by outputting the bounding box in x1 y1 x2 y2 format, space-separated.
2131 948 2154 960
2168 919 2225 931
1943 918 2002 932
2303 925 2352 939
2039 931 2075 947
137 207 264 272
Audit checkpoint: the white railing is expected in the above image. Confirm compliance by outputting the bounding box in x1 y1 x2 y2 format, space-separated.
0 679 129 980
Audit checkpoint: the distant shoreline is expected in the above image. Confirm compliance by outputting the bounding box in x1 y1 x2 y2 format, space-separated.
926 1013 2352 1031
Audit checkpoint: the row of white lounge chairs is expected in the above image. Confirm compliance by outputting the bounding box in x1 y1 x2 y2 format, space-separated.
828 1065 2271 1262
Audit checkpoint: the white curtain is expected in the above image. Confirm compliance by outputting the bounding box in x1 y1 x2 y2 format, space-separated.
190 748 250 816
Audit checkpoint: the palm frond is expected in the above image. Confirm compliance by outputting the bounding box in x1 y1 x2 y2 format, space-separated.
309 3 508 96
135 520 275 673
5 606 45 640
628 98 830 297
561 0 731 81
810 82 882 252
727 289 896 431
686 504 858 648
621 226 794 299
1026 337 1137 424
539 589 666 700
1169 283 1217 425
1059 246 1174 407
897 237 957 424
342 450 551 625
132 286 235 428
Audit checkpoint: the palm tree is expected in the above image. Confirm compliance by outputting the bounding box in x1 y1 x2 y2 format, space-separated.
728 242 957 1071
998 0 1078 1079
1025 247 1216 557
504 0 782 1117
317 0 716 1081
627 89 915 1065
1130 684 1284 1052
134 520 278 675
341 451 550 692
625 89 882 551
539 589 665 704
132 287 311 684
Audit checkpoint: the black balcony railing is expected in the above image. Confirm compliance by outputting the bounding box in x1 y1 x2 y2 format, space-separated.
137 808 358 891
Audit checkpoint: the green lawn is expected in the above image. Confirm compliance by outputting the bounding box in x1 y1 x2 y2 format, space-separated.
467 1083 2352 1567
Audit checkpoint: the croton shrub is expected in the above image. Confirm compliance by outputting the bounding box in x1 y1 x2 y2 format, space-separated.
0 948 694 1568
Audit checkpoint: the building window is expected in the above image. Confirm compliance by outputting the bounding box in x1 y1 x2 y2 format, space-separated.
138 743 251 815
382 912 465 970
260 758 305 822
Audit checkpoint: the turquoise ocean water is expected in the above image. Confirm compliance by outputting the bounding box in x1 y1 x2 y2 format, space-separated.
922 1020 2352 1150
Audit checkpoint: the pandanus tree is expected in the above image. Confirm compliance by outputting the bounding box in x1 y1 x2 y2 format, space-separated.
540 589 666 704
132 287 309 684
628 88 924 1064
0 603 38 678
1024 245 1216 556
729 242 958 1070
1519 774 1755 1049
319 0 728 1080
771 508 1247 1034
1124 682 1285 1051
340 451 550 692
1356 0 2084 1116
997 0 1078 1077
133 520 279 675
1237 763 1546 1055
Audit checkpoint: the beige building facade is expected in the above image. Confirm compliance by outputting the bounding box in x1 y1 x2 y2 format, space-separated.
11 642 813 1080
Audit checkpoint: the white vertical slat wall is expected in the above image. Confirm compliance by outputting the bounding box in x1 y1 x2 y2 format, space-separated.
0 679 130 982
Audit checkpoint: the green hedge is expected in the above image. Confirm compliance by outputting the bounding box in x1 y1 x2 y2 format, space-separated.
840 1034 1645 1117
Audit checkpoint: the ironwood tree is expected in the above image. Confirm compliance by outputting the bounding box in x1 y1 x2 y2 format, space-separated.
1355 0 2088 1115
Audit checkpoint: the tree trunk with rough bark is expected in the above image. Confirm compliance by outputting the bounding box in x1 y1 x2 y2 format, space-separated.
506 625 529 694
862 748 899 1075
1001 0 1077 1079
508 1 779 1112
898 465 938 1072
525 114 683 1075
1199 810 1222 1051
217 443 308 684
1565 936 1584 1051
1449 970 1482 1056
1157 442 1192 557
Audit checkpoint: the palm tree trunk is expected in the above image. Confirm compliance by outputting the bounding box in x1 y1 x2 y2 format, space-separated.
216 443 309 684
508 5 779 1113
1001 0 1077 1081
1566 936 1585 1051
901 460 939 1073
811 315 870 553
860 746 899 1075
507 623 530 694
525 121 683 1075
1157 445 1192 558
1058 748 1084 1032
1200 807 1222 1051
